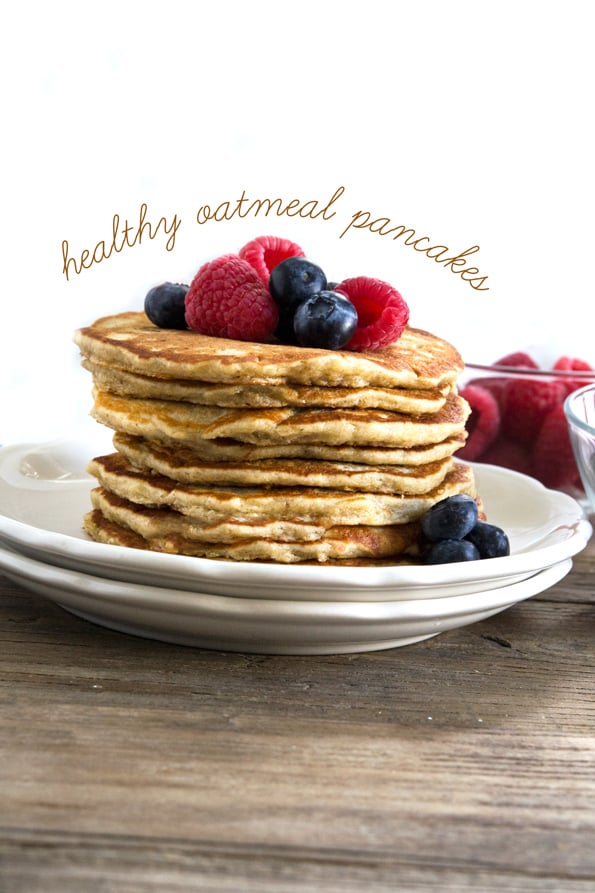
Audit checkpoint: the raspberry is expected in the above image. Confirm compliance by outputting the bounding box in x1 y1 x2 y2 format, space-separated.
481 437 532 475
494 351 539 369
553 355 595 395
553 355 593 372
501 377 566 446
238 235 305 286
334 276 409 351
465 374 509 407
185 254 278 342
456 384 500 460
464 352 538 409
531 404 582 490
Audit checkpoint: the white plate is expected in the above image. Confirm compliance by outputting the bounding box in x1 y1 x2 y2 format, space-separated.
0 542 573 654
0 437 591 601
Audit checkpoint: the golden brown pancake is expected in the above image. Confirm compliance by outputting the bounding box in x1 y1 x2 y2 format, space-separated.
112 432 454 494
90 388 470 449
74 313 465 389
113 431 467 467
88 487 424 560
90 486 351 542
86 452 478 527
84 508 425 562
82 359 451 413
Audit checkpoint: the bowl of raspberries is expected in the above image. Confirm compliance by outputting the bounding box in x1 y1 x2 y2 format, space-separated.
457 351 595 500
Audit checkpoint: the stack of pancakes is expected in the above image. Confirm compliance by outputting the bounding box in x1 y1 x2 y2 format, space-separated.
74 312 476 564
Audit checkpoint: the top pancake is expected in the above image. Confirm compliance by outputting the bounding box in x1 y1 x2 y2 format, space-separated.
74 313 464 390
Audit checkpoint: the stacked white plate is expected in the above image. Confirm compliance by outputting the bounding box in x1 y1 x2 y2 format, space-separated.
0 434 591 654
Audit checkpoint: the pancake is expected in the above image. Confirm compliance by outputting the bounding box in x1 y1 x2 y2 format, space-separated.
113 432 455 494
90 388 470 449
89 487 424 559
90 486 352 542
113 430 467 467
82 359 451 413
84 508 425 562
74 313 465 389
87 452 478 527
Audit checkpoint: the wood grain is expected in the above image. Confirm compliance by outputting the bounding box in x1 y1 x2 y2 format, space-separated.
1 538 594 892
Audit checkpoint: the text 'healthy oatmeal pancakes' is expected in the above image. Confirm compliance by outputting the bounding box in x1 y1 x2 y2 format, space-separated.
74 235 509 566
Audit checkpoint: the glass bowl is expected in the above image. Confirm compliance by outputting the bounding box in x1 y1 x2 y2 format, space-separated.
565 383 595 514
457 356 595 499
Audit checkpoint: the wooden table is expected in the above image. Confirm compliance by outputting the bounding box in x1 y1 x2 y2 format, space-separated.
1 537 594 893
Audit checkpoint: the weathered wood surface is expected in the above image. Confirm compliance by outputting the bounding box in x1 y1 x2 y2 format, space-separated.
1 539 594 892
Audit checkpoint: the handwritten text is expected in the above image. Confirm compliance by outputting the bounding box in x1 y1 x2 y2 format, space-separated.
62 203 181 280
339 209 489 291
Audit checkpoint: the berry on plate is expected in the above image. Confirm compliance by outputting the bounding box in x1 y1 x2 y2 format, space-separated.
419 495 509 564
293 291 358 350
423 539 481 564
239 235 305 286
185 254 278 342
144 282 189 329
334 276 409 351
421 494 479 542
465 521 510 558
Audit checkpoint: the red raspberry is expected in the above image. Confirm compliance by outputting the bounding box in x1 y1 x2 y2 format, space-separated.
465 374 509 408
334 276 409 351
481 437 532 476
553 355 593 372
553 355 595 395
456 384 500 460
501 377 566 446
239 235 305 286
531 404 582 491
465 352 538 408
494 351 539 369
185 254 278 342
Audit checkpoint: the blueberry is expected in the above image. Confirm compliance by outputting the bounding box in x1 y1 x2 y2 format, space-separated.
144 282 189 329
274 307 299 344
269 257 327 311
465 521 510 559
293 291 358 350
421 494 479 542
423 539 481 564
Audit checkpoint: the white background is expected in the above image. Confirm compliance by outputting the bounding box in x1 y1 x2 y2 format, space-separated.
1 0 593 444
